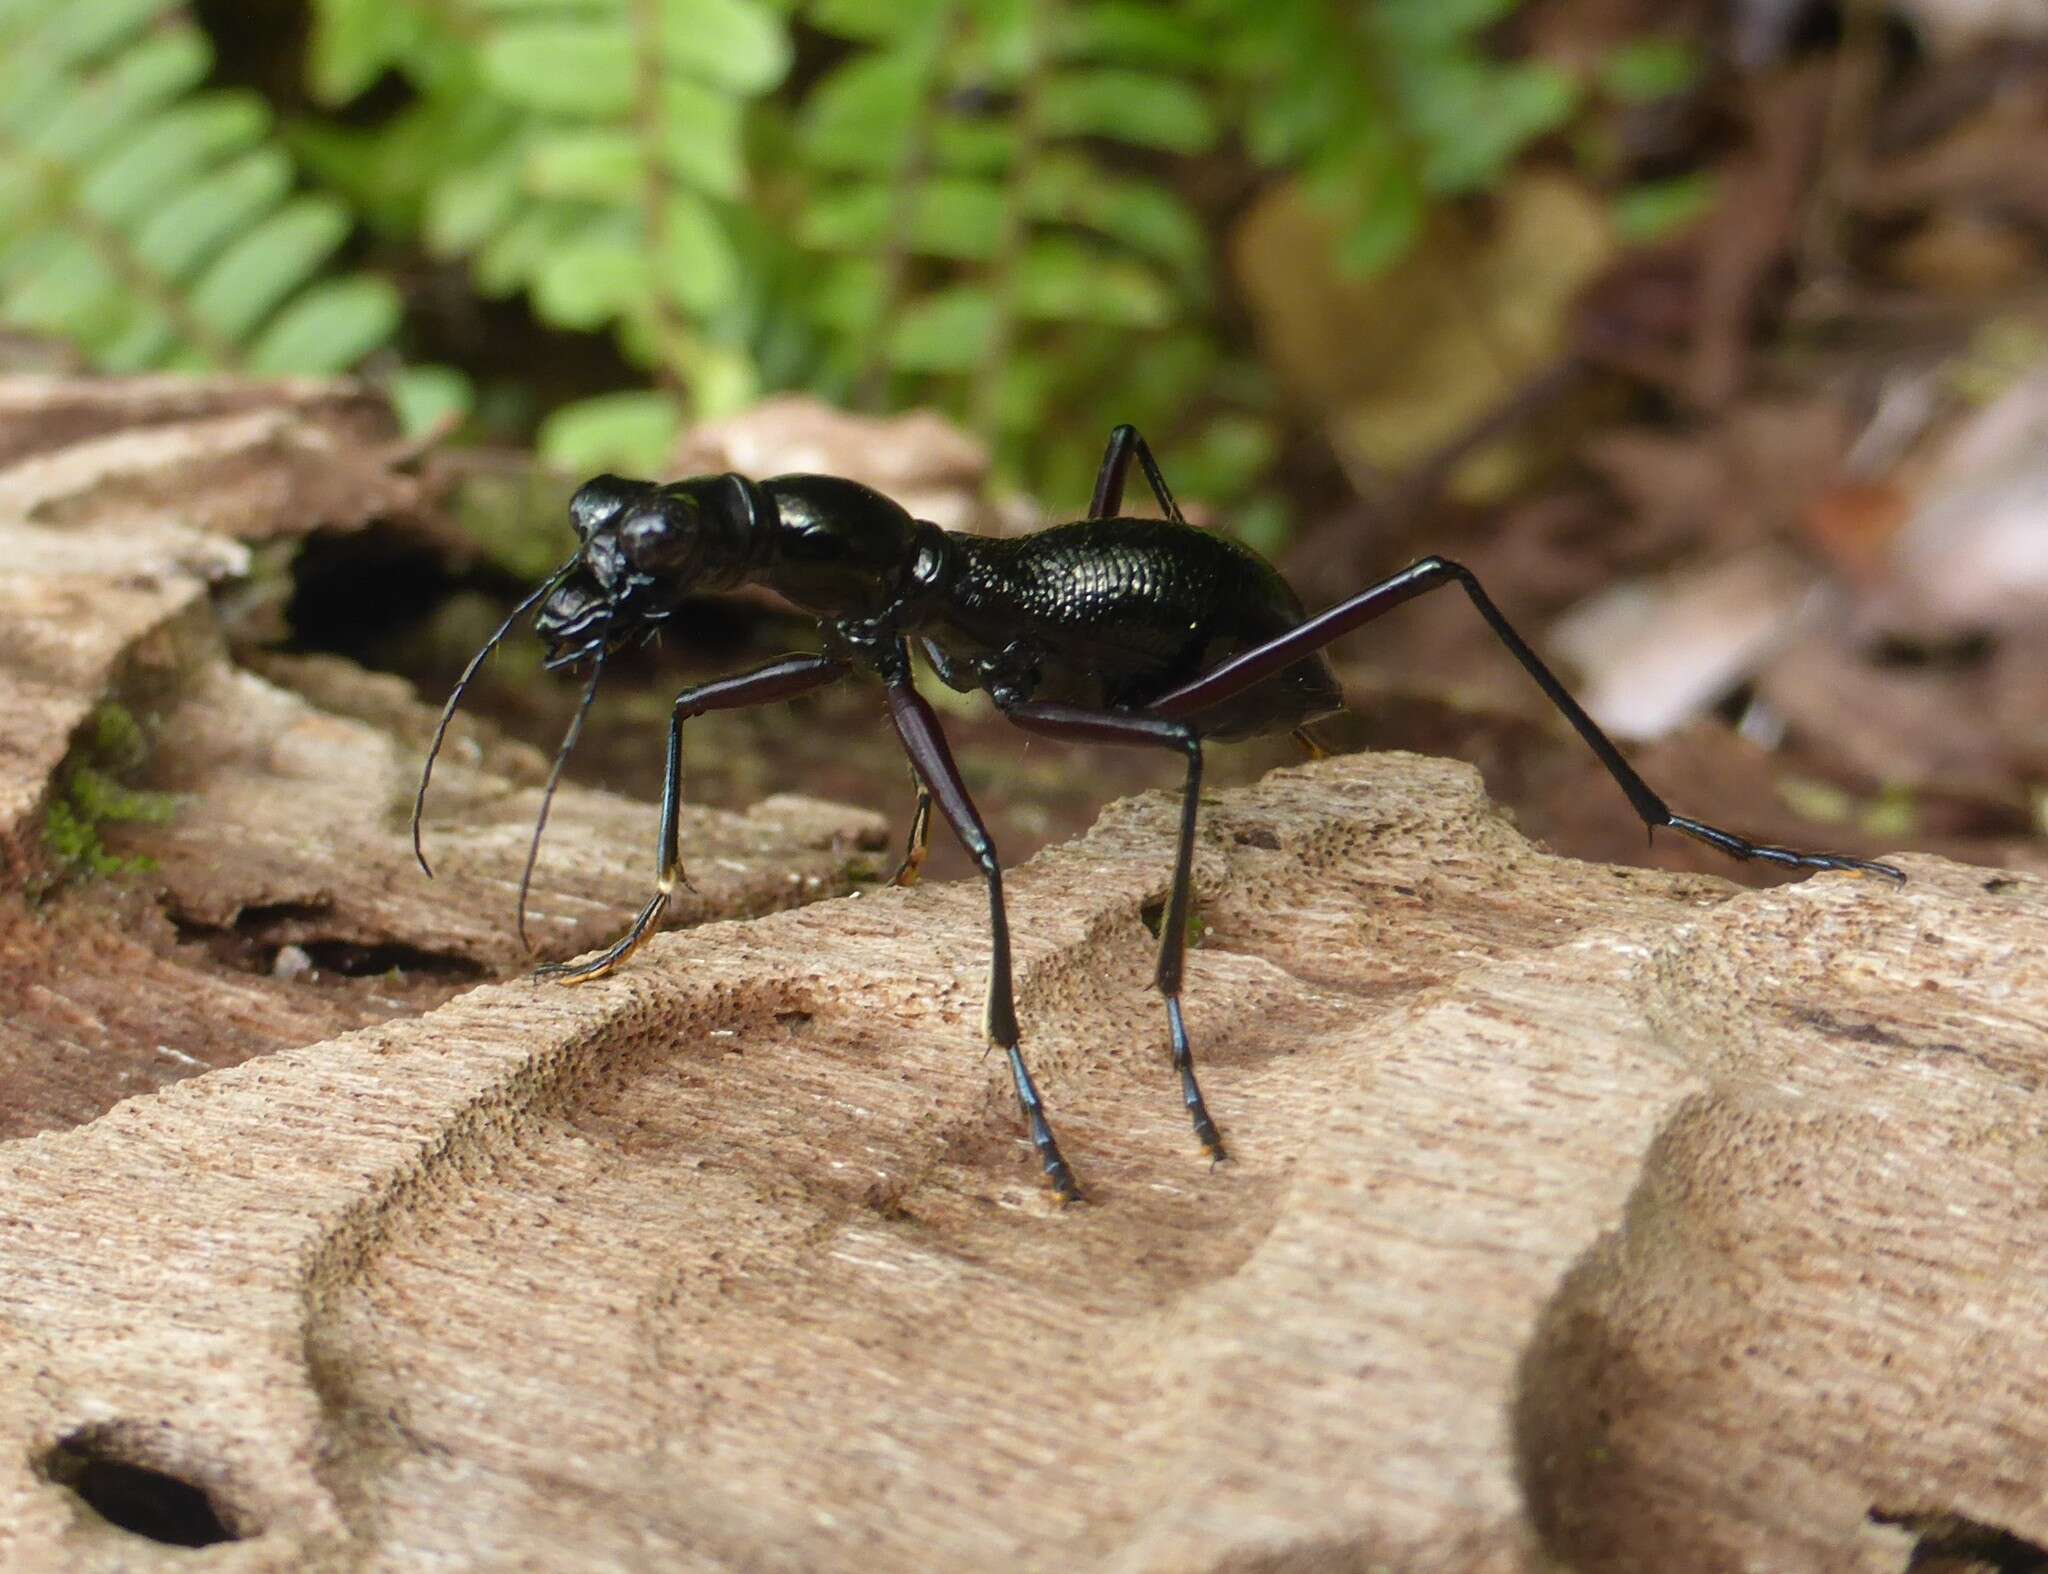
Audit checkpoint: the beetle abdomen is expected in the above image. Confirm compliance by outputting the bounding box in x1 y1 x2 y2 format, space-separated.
930 518 1340 736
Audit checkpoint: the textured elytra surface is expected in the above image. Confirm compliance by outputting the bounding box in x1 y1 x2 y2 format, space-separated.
948 518 1304 671
1 749 2039 1573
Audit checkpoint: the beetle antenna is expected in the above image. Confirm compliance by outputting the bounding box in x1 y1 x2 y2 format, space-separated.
412 559 579 878
514 623 611 951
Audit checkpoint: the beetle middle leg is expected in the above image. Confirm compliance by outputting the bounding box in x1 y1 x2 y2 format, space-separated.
1089 423 1186 523
998 702 1224 1161
889 770 933 887
882 674 1082 1202
539 653 850 985
1150 556 1905 881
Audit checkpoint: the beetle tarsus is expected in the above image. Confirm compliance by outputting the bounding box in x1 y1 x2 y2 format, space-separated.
538 886 671 984
1662 815 1904 880
1007 1045 1084 1204
889 781 932 887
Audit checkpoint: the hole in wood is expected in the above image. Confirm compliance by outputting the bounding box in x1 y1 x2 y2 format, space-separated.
38 1428 243 1548
1870 1506 2048 1572
168 909 486 982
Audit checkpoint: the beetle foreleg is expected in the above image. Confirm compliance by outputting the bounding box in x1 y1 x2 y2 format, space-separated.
540 653 850 985
889 776 933 887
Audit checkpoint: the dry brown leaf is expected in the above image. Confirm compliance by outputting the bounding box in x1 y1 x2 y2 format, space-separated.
1232 173 1615 498
1547 549 1821 740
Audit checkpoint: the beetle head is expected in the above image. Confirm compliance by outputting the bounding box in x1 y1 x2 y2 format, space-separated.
536 474 744 667
415 471 761 930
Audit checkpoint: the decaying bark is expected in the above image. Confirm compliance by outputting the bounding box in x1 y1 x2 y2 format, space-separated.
3 763 2042 1570
0 377 885 1138
1 378 2044 1573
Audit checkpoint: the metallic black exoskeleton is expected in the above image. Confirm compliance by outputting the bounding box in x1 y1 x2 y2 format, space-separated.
416 424 1902 1201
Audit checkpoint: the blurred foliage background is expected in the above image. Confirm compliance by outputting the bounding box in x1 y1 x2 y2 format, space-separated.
0 0 1711 524
4 0 2046 879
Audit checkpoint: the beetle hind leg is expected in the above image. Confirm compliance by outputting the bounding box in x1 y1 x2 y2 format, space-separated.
1151 556 1904 883
1157 736 1224 1161
1088 424 1186 523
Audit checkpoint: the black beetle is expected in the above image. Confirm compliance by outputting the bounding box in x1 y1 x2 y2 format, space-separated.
417 424 1901 1201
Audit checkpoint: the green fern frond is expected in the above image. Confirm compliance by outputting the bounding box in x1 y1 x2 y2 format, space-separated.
794 0 1263 502
1217 0 1579 274
305 0 791 470
0 0 401 375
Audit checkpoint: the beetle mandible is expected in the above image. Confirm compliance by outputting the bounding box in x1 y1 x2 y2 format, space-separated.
415 423 1902 1202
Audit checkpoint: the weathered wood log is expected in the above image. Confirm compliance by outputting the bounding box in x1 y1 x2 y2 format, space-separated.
0 377 885 1140
2 377 2042 1573
0 744 2038 1571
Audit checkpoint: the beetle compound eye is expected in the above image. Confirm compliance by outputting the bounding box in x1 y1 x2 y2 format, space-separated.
568 474 647 542
622 497 698 575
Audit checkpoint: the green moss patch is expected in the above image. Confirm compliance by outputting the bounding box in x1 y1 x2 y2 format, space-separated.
39 704 180 883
